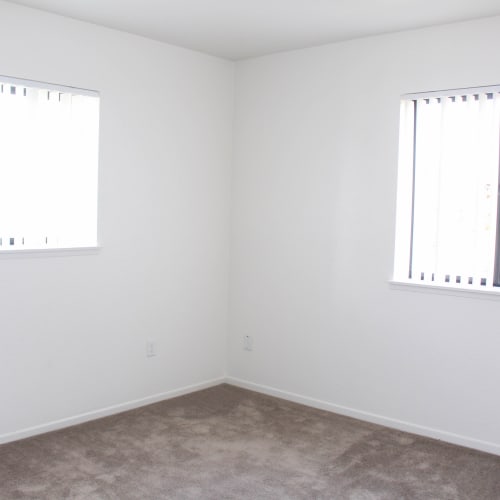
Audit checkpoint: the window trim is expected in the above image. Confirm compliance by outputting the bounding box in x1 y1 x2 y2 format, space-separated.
394 84 500 291
0 246 101 259
0 74 98 98
403 84 500 101
389 279 500 301
0 75 100 253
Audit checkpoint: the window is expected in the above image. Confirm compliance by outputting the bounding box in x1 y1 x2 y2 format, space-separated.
0 76 100 251
394 85 500 290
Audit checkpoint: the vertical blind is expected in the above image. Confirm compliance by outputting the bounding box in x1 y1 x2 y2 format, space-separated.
0 78 99 250
408 91 500 287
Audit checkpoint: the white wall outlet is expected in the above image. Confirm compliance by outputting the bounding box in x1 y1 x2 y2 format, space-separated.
243 335 253 351
146 339 157 357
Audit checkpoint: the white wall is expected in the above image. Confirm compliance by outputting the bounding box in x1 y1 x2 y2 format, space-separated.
229 16 500 454
0 1 234 440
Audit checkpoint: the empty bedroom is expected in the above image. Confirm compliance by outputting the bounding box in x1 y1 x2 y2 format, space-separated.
0 0 499 498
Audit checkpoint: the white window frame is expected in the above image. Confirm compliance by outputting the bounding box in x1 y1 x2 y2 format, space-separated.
392 84 500 297
0 75 101 255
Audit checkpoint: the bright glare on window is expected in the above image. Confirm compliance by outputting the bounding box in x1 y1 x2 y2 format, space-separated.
0 76 100 251
394 86 500 290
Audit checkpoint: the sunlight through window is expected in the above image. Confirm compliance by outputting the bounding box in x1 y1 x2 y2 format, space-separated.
0 77 100 251
394 86 500 289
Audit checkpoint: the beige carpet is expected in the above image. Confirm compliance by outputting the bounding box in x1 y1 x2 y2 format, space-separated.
1 384 499 499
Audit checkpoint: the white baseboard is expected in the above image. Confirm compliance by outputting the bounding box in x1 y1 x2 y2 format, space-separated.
226 376 500 457
3 375 499 457
0 376 225 445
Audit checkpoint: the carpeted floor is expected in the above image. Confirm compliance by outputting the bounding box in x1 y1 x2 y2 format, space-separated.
1 384 499 499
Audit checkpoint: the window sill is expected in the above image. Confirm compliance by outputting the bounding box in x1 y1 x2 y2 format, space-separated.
389 279 500 301
0 246 101 259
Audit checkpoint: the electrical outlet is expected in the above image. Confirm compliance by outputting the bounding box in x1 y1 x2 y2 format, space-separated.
146 339 157 357
243 335 253 351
